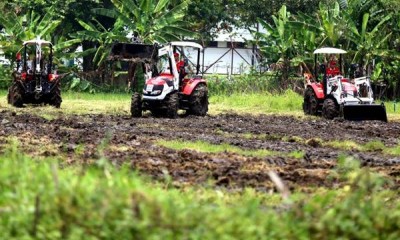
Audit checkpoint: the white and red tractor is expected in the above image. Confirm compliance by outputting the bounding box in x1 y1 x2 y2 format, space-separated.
110 41 208 118
303 47 387 122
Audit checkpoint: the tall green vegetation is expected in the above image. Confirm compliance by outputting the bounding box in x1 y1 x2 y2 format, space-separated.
1 0 400 96
254 0 400 98
0 11 62 63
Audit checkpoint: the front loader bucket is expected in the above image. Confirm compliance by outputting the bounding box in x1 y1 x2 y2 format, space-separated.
110 43 157 61
342 104 387 122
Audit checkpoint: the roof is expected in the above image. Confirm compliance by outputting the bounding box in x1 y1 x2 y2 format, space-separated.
212 24 267 42
313 47 347 54
170 41 203 49
23 39 52 46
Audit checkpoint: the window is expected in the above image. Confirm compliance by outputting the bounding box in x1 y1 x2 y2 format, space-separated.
227 42 245 48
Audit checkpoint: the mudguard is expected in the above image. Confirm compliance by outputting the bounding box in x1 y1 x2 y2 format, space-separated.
181 78 207 95
306 82 324 99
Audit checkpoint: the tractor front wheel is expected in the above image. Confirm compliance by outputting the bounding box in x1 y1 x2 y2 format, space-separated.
165 92 178 118
8 82 24 107
49 80 62 108
131 92 142 118
303 88 318 115
188 84 208 116
322 98 339 120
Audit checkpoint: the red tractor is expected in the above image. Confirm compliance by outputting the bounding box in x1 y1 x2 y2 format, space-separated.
303 47 387 122
110 41 208 118
7 39 61 108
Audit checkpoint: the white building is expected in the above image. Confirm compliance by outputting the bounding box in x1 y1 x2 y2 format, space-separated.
184 26 265 76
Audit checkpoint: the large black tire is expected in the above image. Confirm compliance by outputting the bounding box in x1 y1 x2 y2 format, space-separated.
187 84 208 116
164 92 178 118
303 88 318 115
49 80 62 108
322 98 339 120
130 93 142 118
8 82 24 108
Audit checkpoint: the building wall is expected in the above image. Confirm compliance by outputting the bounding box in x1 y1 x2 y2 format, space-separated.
185 43 258 75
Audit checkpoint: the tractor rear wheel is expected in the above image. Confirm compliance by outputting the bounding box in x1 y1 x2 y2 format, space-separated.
131 92 142 118
164 92 178 118
322 98 339 119
8 82 24 107
188 84 208 116
49 80 62 108
303 88 318 115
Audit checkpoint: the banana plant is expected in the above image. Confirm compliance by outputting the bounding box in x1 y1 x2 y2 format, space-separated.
92 0 194 44
0 11 61 63
70 18 128 67
346 13 392 69
316 2 346 47
255 5 296 83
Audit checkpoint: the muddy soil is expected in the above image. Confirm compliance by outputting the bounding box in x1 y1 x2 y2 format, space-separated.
1 110 399 191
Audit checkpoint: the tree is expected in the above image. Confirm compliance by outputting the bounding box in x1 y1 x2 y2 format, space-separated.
255 5 296 86
346 13 392 69
70 19 127 68
93 0 194 44
0 10 63 65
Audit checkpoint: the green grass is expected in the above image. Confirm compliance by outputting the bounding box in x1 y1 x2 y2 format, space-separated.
157 139 276 157
209 89 304 116
157 139 306 159
0 90 132 115
323 139 400 156
1 90 400 120
1 141 400 239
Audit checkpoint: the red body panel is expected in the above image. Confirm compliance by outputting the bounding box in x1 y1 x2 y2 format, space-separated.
307 78 356 99
181 78 207 95
308 82 325 99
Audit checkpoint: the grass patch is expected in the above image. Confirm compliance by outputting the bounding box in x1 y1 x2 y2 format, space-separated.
209 89 304 116
288 150 306 159
157 139 276 157
324 140 362 151
323 139 400 156
1 90 400 121
158 139 307 160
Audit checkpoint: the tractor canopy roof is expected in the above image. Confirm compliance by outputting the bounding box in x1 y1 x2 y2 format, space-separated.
170 41 203 50
23 39 52 47
313 47 347 54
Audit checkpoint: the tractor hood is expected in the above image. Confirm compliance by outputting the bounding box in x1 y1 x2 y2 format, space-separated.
146 75 174 86
143 75 174 97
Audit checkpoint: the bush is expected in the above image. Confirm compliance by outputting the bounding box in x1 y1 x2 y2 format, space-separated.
206 71 303 95
0 65 12 90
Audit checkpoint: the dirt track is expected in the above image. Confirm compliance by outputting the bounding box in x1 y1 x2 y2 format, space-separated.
1 110 399 191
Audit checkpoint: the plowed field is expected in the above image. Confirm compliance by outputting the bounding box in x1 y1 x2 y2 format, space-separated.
1 110 399 191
